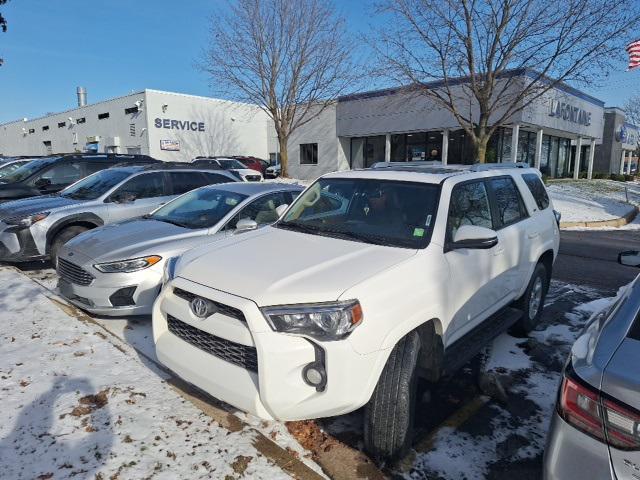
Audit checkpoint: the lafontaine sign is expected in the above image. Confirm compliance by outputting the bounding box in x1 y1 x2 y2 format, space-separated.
549 100 591 126
154 118 205 132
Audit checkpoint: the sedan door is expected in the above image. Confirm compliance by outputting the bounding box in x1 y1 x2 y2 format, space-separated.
104 172 173 223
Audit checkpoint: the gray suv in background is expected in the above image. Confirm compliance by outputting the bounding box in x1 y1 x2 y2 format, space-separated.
544 251 640 479
0 164 238 264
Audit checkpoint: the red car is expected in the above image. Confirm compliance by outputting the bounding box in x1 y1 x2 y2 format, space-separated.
234 156 269 175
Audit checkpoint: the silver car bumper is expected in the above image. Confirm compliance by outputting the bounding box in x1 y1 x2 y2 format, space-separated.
56 248 163 316
544 411 615 480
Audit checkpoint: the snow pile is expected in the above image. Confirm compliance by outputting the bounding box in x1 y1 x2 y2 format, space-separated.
547 179 640 223
0 268 291 480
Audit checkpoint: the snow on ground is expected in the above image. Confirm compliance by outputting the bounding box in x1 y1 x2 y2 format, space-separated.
547 179 640 223
0 268 295 480
407 281 619 479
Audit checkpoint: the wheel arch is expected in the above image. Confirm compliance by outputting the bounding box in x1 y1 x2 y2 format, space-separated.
45 214 103 253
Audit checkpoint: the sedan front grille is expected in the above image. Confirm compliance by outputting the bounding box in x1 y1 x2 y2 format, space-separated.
57 258 94 286
167 315 258 372
244 175 261 182
173 287 246 322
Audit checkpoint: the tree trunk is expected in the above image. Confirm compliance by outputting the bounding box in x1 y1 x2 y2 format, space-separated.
278 136 289 178
474 137 489 164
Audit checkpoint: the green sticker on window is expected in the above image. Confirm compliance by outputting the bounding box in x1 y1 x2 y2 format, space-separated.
413 227 425 237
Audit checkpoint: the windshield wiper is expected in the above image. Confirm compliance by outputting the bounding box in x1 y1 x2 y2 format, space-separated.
319 228 399 247
276 221 321 234
153 218 190 228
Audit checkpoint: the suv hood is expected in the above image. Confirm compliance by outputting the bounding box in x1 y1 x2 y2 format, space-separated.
65 218 206 262
177 226 417 306
0 195 82 221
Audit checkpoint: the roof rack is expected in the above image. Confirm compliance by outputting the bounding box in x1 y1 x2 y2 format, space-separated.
139 161 223 171
371 161 446 169
468 162 530 171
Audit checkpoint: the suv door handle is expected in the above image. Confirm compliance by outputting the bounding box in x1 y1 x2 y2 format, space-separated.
528 231 539 239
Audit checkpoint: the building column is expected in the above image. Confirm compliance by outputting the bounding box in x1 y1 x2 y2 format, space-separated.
587 138 596 180
626 150 632 175
441 130 449 165
534 128 544 170
511 124 520 162
384 134 391 163
620 150 627 174
573 137 583 180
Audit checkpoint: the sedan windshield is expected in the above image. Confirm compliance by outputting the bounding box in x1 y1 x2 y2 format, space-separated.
278 177 440 249
0 158 54 183
150 188 248 229
60 169 131 200
217 159 246 170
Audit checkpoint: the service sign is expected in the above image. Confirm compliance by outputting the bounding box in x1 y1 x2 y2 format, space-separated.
160 140 180 151
154 118 205 132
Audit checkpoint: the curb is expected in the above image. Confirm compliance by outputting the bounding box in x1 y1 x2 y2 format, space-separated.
560 206 639 229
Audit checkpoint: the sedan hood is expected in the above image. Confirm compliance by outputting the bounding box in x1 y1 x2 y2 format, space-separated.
0 195 81 221
65 219 208 262
177 226 417 306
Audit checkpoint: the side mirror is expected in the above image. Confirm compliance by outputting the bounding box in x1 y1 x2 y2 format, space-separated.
450 225 498 250
34 178 51 189
235 218 258 233
111 192 137 204
275 204 289 218
618 251 640 268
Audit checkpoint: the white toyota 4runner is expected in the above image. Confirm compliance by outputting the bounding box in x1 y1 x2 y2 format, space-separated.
153 163 560 460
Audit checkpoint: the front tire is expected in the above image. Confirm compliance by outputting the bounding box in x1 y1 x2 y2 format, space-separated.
364 330 421 461
512 263 548 334
50 226 89 267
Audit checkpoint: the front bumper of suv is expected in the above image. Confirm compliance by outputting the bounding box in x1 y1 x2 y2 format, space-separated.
56 247 163 316
153 277 387 420
0 221 45 262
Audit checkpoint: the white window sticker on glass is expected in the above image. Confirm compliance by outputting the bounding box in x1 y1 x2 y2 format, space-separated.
425 214 432 227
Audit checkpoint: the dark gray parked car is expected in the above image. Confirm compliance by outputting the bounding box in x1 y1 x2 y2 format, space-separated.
544 250 640 479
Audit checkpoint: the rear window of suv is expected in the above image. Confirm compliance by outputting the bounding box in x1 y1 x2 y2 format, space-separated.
522 173 550 210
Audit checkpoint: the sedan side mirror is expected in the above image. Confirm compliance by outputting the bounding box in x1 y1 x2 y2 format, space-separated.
275 204 289 218
619 251 640 268
450 225 498 250
235 218 258 233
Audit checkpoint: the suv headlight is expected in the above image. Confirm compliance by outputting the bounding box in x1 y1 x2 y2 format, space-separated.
261 300 363 341
94 255 162 273
162 256 178 285
5 211 49 228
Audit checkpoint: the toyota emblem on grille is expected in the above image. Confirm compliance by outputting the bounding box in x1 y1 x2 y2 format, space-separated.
190 297 215 318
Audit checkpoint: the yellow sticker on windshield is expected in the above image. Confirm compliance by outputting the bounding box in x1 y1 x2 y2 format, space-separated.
413 228 425 237
225 198 239 206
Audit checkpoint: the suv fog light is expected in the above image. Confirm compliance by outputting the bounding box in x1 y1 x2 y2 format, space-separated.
303 363 326 389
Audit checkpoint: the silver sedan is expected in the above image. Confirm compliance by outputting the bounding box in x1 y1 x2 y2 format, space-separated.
56 182 303 316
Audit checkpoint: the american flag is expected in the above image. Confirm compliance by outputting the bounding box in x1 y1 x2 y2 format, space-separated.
627 39 640 70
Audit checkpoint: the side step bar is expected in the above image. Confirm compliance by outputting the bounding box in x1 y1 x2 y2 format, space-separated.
442 307 523 376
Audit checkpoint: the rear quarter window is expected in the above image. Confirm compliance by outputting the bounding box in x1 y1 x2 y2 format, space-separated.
522 173 550 210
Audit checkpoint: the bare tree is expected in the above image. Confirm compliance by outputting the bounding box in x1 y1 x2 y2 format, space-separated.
0 0 9 67
373 0 640 163
201 0 355 177
624 93 640 126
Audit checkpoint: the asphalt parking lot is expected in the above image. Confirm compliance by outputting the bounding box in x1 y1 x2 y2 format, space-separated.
9 228 640 479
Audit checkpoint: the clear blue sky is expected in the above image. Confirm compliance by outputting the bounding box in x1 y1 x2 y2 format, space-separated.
0 0 638 124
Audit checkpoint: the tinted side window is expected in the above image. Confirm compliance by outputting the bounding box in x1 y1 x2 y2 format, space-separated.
84 162 111 176
169 172 211 195
116 173 166 199
202 172 234 184
447 181 493 240
225 192 290 229
522 173 550 210
39 162 83 185
488 177 527 227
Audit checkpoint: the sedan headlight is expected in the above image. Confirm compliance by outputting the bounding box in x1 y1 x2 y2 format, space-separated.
261 300 363 341
162 256 178 285
94 255 162 273
5 211 49 228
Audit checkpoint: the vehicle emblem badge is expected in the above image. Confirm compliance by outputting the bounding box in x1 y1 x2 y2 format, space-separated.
364 206 370 216
68 252 74 257
190 297 212 318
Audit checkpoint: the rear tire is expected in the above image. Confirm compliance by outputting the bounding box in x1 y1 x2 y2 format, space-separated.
50 226 89 267
364 330 421 461
512 263 548 334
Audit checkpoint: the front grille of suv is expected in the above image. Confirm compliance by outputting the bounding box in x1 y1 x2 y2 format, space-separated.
57 258 94 286
173 287 246 322
167 315 258 372
244 175 261 182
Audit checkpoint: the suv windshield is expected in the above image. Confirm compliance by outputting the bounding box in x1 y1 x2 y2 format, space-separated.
217 159 246 170
0 158 53 184
60 169 131 200
150 188 248 229
0 161 28 179
278 177 440 249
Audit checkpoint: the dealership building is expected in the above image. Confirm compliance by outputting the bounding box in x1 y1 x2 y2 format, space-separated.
1 71 638 180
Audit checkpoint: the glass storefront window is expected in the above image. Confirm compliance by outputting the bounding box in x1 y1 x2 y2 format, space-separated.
389 131 443 162
350 136 385 169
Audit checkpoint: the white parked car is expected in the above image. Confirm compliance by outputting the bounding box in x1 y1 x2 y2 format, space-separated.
192 157 263 182
153 162 560 460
